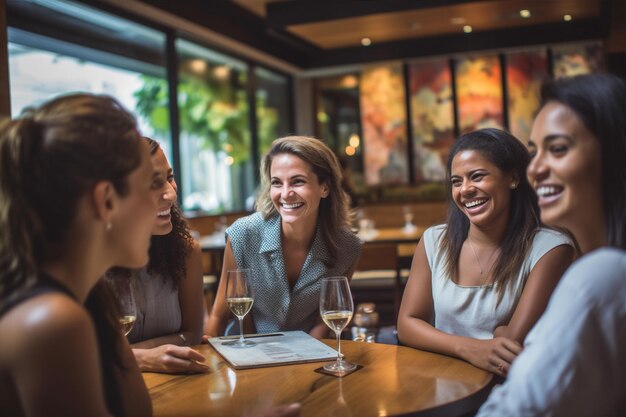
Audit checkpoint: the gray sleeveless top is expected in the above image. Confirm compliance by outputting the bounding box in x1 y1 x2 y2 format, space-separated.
127 268 182 344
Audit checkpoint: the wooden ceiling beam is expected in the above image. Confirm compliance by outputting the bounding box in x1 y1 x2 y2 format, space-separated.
266 0 502 29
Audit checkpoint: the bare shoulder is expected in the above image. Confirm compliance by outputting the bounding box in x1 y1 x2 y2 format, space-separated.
0 293 93 362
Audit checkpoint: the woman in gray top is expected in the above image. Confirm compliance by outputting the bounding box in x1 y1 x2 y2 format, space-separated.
205 136 361 338
107 137 206 374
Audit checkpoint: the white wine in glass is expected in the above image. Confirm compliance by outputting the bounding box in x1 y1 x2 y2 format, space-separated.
105 276 137 337
223 269 256 348
320 276 357 373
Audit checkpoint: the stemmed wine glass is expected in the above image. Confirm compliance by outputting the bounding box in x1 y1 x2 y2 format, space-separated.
320 276 357 373
105 276 137 337
223 269 256 348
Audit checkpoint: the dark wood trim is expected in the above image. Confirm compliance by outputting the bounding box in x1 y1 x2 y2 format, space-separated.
266 0 502 29
140 0 317 67
500 54 509 132
0 0 10 118
307 19 605 68
403 62 415 185
165 30 183 203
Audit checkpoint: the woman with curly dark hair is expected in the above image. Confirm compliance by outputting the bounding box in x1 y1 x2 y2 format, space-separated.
107 137 207 374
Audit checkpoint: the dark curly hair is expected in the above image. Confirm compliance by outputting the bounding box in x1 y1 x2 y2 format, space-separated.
107 138 194 288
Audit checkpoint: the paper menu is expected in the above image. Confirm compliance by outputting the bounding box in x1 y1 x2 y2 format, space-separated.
207 331 338 369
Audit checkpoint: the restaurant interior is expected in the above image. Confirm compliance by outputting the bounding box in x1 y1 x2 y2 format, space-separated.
1 0 625 326
1 1 626 414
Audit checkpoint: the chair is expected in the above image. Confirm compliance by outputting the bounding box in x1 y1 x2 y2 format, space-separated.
351 242 404 326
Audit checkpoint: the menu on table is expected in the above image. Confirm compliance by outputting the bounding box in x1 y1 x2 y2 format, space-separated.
207 331 338 369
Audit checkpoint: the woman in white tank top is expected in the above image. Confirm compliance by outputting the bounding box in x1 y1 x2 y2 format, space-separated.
397 128 574 376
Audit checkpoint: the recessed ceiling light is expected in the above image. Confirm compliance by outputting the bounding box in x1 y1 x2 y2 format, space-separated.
451 17 466 25
361 37 372 46
564 14 572 21
463 25 473 33
520 9 531 18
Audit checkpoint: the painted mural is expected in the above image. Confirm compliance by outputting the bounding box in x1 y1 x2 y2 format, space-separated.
553 43 603 78
455 55 504 134
408 59 454 182
506 50 548 142
360 64 409 185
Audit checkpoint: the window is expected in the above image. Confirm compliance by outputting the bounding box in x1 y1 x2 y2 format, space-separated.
176 39 253 213
255 66 291 155
7 0 171 159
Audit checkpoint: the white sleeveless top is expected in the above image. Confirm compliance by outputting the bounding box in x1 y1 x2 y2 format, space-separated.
423 225 571 339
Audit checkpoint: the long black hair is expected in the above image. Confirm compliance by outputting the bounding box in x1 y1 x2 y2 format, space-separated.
540 73 626 249
441 128 540 302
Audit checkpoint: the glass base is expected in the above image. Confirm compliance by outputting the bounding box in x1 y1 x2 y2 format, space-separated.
323 359 357 373
222 339 256 348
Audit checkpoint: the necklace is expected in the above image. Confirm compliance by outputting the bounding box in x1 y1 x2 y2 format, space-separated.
467 236 497 277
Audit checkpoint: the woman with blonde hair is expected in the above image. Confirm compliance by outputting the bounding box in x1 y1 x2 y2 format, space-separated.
206 136 361 338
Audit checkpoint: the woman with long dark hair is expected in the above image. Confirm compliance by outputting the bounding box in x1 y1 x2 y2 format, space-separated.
477 73 626 416
397 128 574 375
0 94 156 416
107 137 207 374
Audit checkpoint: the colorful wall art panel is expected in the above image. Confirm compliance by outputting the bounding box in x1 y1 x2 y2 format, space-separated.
360 64 409 185
506 50 548 141
455 55 504 134
408 58 454 182
553 43 603 78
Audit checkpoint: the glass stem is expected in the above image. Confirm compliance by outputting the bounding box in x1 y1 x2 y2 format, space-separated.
336 330 342 366
238 317 244 344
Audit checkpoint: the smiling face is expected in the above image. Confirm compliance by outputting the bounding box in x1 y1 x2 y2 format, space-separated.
450 150 516 229
269 153 329 228
111 140 159 267
150 148 178 236
527 101 603 231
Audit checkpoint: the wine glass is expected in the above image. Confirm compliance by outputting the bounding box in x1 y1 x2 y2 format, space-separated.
223 269 256 348
105 276 137 336
320 276 357 373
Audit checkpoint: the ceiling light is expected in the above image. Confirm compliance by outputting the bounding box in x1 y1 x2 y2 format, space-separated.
520 9 531 18
361 38 372 46
349 134 360 148
463 25 473 33
189 59 207 73
563 14 572 21
451 17 466 25
345 145 356 156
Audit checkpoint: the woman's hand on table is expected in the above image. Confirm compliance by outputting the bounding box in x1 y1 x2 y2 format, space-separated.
256 403 301 417
133 345 210 374
459 337 522 376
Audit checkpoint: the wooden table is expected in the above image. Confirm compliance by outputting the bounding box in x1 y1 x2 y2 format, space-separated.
144 340 493 417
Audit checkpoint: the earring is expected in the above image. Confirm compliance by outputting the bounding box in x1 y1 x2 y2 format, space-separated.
106 222 112 232
510 182 517 189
